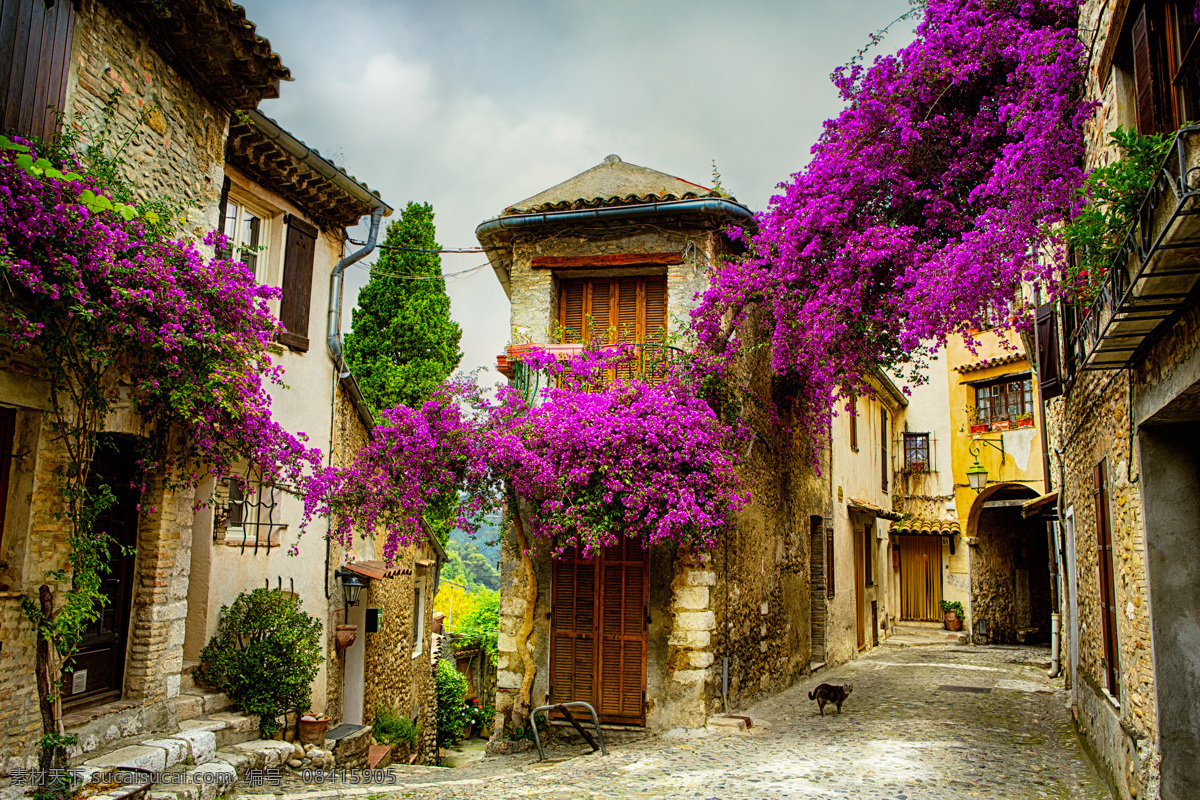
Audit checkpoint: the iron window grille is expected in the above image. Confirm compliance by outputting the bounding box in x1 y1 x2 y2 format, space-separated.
903 433 931 473
222 470 283 555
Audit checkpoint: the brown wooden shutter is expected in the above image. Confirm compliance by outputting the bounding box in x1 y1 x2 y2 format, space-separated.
616 277 639 343
826 527 835 598
549 545 597 708
1062 298 1078 380
0 408 14 554
590 279 614 345
1 0 75 143
559 279 585 343
644 277 667 343
279 215 317 352
1094 459 1120 698
1133 6 1158 135
597 539 647 723
880 409 889 492
1036 303 1062 400
849 396 858 451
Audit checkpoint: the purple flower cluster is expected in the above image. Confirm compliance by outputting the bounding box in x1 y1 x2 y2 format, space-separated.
306 354 749 560
0 142 320 488
692 0 1090 436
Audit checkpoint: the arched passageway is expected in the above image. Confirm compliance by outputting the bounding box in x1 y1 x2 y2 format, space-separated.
968 484 1050 644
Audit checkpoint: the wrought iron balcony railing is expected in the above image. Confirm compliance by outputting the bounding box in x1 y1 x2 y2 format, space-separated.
496 342 683 404
1071 125 1200 370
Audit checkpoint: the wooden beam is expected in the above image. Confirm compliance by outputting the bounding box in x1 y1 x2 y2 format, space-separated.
981 498 1030 509
531 253 683 269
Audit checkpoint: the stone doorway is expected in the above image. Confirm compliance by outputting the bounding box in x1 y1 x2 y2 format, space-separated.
63 435 141 707
968 484 1049 645
897 534 943 621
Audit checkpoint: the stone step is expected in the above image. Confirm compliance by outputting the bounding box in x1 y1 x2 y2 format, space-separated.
180 712 259 749
179 687 231 718
180 661 201 692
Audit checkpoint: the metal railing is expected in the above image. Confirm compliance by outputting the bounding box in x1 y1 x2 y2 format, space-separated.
1071 125 1200 370
512 342 684 404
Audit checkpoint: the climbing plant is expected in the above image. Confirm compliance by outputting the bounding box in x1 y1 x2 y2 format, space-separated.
3 107 318 790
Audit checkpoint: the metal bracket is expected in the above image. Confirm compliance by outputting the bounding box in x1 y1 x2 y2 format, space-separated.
528 701 607 761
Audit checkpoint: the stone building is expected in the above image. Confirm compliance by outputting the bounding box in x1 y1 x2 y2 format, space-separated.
1031 2 1200 797
478 155 829 735
0 0 288 772
814 369 906 669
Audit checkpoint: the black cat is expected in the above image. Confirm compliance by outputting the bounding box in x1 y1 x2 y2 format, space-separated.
808 682 853 716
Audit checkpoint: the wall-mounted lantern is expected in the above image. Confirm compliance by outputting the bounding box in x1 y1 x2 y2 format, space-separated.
966 436 1005 492
335 568 368 611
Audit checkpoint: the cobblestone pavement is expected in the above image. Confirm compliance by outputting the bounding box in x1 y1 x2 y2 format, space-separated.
255 644 1112 800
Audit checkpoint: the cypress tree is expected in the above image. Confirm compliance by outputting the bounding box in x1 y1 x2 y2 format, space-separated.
344 202 463 412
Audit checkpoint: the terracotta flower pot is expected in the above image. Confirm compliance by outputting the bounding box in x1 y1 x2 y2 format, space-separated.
991 419 1012 431
299 714 330 746
335 624 358 653
970 424 989 434
944 612 963 632
1016 417 1034 428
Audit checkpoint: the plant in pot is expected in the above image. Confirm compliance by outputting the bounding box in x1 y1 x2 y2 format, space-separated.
1016 412 1034 428
940 600 965 632
967 407 989 434
374 705 419 761
197 589 324 738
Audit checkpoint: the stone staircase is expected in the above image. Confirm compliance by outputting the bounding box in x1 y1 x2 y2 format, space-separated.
885 621 968 647
48 663 358 800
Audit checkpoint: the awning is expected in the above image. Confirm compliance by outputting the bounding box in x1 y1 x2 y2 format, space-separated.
342 560 411 580
1022 491 1059 519
893 518 961 536
847 498 902 522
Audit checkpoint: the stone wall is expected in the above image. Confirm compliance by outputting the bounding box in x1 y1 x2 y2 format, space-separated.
970 505 1049 645
67 0 228 244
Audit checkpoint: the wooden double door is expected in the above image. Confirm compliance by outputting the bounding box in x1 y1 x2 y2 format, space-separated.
549 539 648 725
898 534 943 622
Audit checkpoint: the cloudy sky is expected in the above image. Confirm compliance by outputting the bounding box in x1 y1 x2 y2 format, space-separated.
239 0 915 382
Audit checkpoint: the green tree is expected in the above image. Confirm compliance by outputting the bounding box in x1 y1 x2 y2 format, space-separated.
345 201 463 412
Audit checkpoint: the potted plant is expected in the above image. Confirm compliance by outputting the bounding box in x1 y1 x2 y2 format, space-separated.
990 418 1012 431
967 407 989 434
1016 412 1034 428
940 600 965 632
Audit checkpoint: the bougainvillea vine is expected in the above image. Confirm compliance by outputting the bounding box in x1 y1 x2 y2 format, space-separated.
692 0 1091 436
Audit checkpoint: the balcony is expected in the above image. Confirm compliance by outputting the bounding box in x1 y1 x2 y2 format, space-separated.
496 342 683 403
1072 125 1200 370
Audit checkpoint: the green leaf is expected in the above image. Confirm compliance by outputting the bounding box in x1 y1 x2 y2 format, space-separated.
0 135 30 152
15 153 34 170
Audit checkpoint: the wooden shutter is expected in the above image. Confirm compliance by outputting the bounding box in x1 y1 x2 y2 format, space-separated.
826 528 835 598
645 277 667 342
1036 303 1063 400
1133 6 1158 135
590 279 614 345
549 545 597 708
849 396 858 451
1094 459 1120 698
279 215 317 352
1 0 75 143
0 408 14 554
880 409 889 492
559 279 585 343
597 539 647 723
1062 299 1078 380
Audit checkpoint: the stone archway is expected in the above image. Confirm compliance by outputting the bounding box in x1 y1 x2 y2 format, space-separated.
967 483 1050 645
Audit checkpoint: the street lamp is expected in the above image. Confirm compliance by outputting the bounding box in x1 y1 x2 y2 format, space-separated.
966 435 1005 492
335 568 368 611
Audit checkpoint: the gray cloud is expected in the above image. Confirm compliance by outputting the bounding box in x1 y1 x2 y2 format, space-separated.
239 0 915 384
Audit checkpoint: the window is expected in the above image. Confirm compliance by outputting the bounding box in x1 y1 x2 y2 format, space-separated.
864 524 874 587
904 433 931 473
221 199 270 284
558 275 667 345
826 528 835 598
412 579 426 657
223 478 280 550
1116 2 1200 136
1094 459 1120 701
849 396 858 452
975 375 1033 425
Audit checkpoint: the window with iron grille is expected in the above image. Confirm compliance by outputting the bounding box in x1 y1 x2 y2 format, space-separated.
975 375 1033 425
904 433 931 473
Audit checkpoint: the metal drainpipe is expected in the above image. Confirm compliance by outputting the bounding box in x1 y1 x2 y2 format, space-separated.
322 207 385 601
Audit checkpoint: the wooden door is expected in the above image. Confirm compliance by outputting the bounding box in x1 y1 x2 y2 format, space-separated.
898 535 943 621
854 528 865 649
550 540 647 724
63 436 140 707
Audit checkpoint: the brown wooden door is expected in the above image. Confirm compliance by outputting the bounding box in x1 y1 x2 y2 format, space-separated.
64 436 140 707
854 528 865 649
898 534 943 621
550 540 647 724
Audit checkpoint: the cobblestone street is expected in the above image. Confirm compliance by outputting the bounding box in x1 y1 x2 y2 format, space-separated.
253 644 1111 800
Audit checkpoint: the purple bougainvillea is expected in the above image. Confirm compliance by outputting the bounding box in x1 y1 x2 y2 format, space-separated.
692 0 1091 438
